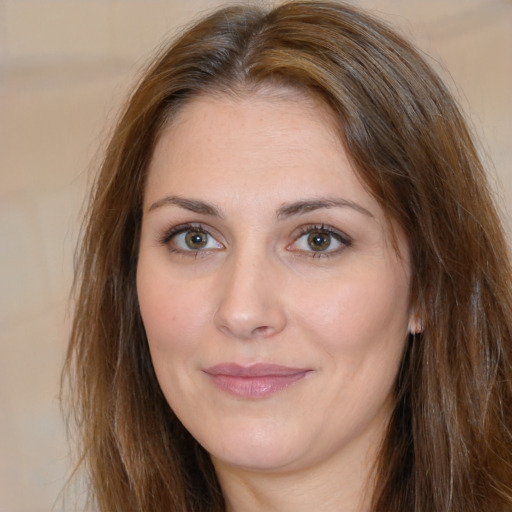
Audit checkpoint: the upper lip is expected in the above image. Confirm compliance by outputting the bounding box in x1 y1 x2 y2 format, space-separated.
203 363 311 377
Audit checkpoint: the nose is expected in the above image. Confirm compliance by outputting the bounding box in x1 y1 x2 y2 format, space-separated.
213 251 287 340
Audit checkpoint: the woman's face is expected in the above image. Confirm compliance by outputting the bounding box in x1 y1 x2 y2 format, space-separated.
137 92 413 476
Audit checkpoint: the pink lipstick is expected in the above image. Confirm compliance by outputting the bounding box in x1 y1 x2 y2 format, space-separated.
203 363 311 399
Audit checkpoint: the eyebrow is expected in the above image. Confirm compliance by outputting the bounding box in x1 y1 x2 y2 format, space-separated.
147 195 373 220
276 198 374 219
148 195 223 217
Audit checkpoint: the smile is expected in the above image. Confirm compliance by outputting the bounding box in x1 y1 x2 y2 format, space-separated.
203 363 312 399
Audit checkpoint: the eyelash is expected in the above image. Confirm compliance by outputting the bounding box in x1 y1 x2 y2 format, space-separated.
158 223 219 257
291 224 352 258
158 222 352 258
160 223 204 245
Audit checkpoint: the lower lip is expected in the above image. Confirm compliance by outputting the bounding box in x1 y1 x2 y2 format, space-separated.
206 372 309 399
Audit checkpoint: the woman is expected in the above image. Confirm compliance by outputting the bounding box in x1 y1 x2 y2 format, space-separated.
63 1 512 511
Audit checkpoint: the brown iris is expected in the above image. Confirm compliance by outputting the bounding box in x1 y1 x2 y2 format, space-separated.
185 231 208 249
307 232 331 251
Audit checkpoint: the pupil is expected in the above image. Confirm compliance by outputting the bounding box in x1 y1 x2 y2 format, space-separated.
185 231 207 249
308 232 330 251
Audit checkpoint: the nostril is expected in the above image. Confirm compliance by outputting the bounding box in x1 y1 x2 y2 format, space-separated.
251 325 273 337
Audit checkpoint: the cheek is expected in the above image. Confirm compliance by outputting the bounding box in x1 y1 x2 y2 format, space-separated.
293 265 410 354
136 262 210 354
136 263 212 413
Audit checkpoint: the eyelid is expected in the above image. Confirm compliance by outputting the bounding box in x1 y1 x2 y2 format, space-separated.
287 224 352 257
158 222 224 253
159 222 202 245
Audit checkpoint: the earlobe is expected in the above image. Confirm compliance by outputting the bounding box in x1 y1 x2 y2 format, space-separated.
408 314 423 335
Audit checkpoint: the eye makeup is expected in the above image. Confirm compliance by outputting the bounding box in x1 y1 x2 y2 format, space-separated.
157 220 352 260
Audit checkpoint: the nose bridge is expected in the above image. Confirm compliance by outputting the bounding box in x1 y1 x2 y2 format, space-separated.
213 241 286 340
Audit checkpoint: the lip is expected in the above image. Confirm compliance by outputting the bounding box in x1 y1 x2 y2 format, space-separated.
203 363 312 399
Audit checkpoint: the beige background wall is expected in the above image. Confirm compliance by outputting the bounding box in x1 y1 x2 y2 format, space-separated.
0 1 511 511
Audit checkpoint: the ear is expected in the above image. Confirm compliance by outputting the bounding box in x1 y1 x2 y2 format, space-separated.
408 313 423 335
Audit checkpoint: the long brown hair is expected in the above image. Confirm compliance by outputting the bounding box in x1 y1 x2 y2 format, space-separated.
63 2 512 511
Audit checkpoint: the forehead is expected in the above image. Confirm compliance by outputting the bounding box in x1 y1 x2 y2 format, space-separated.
146 91 357 200
162 88 342 154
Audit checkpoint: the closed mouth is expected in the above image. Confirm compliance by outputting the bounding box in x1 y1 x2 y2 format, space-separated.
203 363 312 398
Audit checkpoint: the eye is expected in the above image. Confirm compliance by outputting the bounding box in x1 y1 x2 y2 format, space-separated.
288 225 351 256
161 224 224 253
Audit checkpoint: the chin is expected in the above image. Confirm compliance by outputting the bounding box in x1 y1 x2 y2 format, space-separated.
210 445 302 473
202 422 305 472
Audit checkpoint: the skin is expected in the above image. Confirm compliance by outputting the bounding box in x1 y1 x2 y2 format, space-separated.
137 91 414 512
